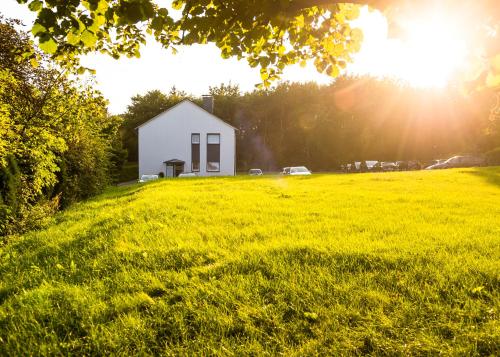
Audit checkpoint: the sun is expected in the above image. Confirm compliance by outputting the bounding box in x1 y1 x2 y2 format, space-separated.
350 7 471 88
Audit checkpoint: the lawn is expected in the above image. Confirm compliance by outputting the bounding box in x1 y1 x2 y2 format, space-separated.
0 168 499 355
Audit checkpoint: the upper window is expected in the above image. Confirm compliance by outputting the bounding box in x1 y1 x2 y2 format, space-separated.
191 134 200 172
207 134 220 172
207 134 220 145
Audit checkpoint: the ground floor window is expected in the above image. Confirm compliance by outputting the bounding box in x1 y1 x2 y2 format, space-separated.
207 133 220 172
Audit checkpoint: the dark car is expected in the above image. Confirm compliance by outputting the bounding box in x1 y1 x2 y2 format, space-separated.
396 161 408 171
249 169 263 176
381 162 398 171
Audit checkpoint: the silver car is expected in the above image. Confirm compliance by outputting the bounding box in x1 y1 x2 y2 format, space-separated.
289 166 312 175
138 174 159 183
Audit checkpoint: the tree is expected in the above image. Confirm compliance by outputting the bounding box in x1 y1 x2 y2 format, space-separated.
16 0 500 89
121 87 191 161
0 17 123 234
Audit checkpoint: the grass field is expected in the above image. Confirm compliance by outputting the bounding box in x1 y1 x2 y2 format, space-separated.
1 168 499 355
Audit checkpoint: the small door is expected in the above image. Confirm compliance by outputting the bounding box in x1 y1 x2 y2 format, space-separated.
166 165 174 178
175 164 184 177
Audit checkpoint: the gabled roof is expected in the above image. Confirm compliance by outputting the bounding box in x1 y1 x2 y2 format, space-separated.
135 99 237 131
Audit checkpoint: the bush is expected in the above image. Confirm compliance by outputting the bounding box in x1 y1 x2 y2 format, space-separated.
485 147 500 166
0 156 21 235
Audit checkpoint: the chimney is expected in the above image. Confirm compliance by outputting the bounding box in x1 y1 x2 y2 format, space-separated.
202 95 214 113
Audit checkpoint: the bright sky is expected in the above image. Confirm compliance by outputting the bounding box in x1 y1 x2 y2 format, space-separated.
2 0 470 113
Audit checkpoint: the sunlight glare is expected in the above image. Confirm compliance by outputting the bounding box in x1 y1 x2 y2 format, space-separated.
351 7 470 88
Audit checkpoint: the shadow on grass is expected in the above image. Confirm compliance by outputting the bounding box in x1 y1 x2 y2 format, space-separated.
465 167 500 189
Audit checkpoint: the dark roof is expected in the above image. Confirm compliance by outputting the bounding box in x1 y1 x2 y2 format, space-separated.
163 159 185 164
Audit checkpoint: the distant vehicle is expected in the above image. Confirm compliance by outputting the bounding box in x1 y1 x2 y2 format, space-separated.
426 155 484 170
396 161 408 171
410 161 423 170
139 174 159 183
381 162 398 171
289 166 312 175
249 169 263 176
178 172 197 178
365 161 379 171
281 167 291 175
431 159 447 166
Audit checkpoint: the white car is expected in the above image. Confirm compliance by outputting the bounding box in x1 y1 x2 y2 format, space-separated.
138 174 159 183
249 169 263 176
281 167 291 175
178 172 197 178
289 166 312 175
426 155 484 170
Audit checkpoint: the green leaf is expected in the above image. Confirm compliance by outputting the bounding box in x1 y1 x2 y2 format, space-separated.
81 30 97 47
67 31 80 46
326 64 340 77
39 38 58 54
172 1 184 10
30 57 39 68
260 68 269 81
28 0 42 12
31 23 46 36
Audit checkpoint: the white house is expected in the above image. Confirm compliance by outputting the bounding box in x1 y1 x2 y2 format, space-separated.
136 96 236 178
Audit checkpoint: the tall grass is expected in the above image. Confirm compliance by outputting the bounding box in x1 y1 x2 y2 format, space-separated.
0 168 499 355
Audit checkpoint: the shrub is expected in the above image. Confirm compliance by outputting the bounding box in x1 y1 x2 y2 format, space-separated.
485 147 500 166
0 156 21 235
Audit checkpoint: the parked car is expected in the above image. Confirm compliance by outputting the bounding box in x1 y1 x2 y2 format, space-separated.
289 166 311 175
138 174 159 183
281 167 291 175
249 168 263 176
396 161 408 171
365 161 379 171
178 172 197 177
426 155 484 170
381 162 398 171
407 161 422 170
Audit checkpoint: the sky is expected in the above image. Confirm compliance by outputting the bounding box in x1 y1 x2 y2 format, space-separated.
2 0 468 114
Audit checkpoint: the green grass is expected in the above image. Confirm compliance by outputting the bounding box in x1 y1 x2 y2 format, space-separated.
1 168 499 355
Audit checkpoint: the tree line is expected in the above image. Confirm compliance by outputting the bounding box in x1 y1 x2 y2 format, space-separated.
0 18 126 236
121 80 499 172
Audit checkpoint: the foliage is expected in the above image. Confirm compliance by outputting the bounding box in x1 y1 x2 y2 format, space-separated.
16 0 367 85
118 162 139 183
0 168 499 354
14 0 500 91
121 79 495 172
0 18 123 235
485 147 500 165
0 156 21 234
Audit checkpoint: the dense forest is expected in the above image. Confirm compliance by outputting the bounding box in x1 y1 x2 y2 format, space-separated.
0 18 126 236
121 80 499 172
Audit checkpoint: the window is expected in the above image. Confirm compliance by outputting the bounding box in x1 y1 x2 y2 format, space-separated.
207 134 220 172
191 134 200 172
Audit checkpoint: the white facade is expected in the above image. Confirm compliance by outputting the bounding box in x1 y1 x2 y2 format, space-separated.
137 100 236 177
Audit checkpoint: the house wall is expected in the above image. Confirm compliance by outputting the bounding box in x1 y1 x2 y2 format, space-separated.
138 101 236 177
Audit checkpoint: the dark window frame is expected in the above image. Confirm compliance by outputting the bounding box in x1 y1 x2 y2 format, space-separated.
191 133 200 172
206 133 220 172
